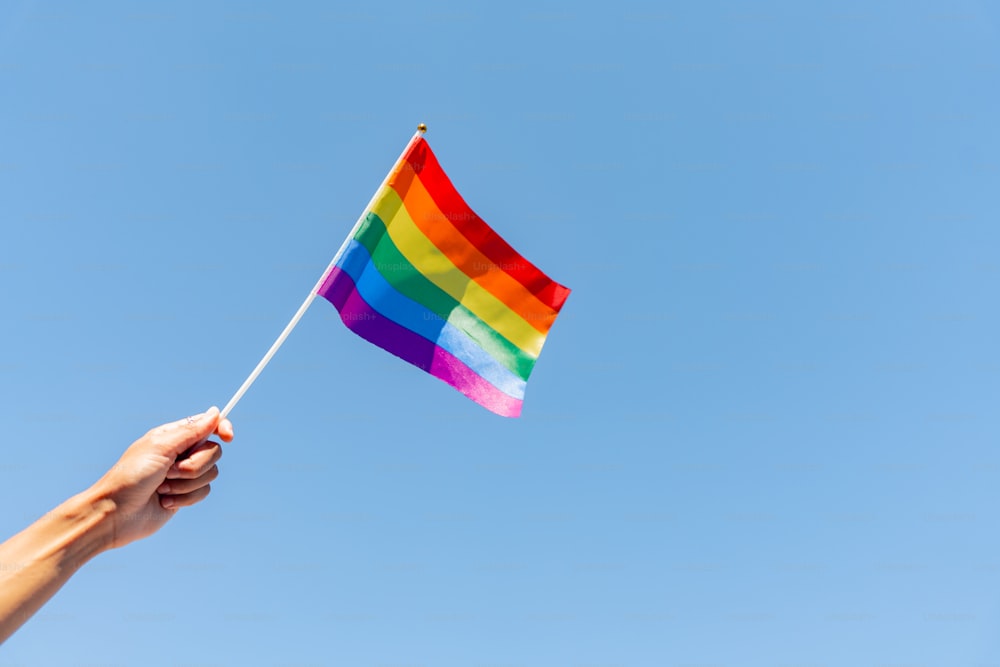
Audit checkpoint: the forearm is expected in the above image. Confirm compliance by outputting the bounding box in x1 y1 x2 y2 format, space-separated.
0 409 229 645
0 487 115 643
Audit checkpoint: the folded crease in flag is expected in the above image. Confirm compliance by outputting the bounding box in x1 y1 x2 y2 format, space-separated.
316 136 570 417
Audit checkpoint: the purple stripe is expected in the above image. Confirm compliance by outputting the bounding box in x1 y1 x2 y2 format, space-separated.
320 267 523 418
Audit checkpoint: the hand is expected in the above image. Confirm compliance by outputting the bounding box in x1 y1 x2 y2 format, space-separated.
92 407 233 550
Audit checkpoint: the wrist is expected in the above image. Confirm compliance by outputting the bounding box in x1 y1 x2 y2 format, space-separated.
49 487 118 567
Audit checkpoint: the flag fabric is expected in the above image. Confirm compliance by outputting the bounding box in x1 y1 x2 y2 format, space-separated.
316 136 570 417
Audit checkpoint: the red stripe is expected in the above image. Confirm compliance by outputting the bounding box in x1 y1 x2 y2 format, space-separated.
405 138 571 312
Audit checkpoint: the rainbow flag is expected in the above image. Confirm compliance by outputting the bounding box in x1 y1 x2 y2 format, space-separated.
316 136 570 417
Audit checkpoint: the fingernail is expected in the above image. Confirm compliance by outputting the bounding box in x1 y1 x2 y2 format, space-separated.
161 496 175 509
157 482 171 494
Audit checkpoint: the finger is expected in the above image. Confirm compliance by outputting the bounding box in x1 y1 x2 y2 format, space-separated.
215 418 234 443
157 465 218 495
174 437 218 462
160 484 211 510
147 407 221 457
167 441 222 479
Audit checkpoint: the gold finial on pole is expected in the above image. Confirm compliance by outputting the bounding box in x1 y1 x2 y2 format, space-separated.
417 123 428 133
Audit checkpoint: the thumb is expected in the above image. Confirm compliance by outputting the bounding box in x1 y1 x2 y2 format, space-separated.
150 407 221 457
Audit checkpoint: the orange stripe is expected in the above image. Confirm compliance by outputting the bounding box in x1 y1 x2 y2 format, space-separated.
390 163 558 335
405 138 571 312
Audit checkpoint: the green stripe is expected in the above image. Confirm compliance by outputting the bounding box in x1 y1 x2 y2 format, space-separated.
352 211 537 380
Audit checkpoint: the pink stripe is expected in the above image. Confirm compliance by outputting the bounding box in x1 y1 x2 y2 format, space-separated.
320 267 523 417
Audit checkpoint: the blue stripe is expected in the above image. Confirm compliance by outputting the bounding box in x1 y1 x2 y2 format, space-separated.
334 239 526 399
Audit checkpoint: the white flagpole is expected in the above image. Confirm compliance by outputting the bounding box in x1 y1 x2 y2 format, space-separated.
220 124 428 419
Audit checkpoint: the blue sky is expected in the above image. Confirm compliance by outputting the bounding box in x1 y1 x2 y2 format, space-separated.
2 0 1000 664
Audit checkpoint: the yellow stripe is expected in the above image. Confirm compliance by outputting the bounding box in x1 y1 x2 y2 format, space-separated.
371 188 546 357
394 163 557 333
